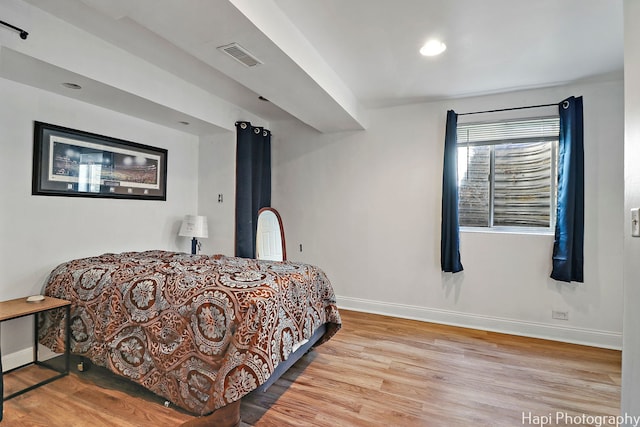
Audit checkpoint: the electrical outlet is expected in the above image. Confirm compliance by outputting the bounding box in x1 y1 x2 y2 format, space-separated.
552 310 569 321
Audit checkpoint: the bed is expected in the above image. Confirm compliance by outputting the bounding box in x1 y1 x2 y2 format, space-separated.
38 250 341 425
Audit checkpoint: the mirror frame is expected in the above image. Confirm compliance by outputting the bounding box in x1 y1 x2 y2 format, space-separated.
256 207 287 261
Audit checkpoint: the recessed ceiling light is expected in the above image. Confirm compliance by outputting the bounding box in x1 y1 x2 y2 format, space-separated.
420 39 446 57
62 82 82 89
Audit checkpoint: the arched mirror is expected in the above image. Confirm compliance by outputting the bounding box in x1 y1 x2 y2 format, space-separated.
256 207 287 261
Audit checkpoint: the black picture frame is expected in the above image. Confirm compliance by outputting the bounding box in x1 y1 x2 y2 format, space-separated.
32 121 167 201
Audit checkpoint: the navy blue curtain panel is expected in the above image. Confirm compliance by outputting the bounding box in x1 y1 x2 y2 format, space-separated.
235 122 271 258
551 96 584 282
441 110 463 273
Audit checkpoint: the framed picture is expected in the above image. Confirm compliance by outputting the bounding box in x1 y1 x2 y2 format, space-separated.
32 121 167 201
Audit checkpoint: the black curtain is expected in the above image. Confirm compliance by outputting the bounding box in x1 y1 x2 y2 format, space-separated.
235 121 271 258
441 110 463 273
551 96 584 282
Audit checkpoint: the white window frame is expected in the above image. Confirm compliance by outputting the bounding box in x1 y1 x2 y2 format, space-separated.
457 116 560 234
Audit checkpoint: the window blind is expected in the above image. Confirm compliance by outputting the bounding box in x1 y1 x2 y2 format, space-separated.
457 117 560 145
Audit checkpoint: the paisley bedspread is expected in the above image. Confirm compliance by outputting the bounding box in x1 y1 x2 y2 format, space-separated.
39 250 341 415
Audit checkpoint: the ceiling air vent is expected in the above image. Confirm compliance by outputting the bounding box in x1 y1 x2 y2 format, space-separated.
218 43 263 68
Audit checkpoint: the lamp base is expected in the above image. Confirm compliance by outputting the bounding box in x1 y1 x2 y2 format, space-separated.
191 237 197 255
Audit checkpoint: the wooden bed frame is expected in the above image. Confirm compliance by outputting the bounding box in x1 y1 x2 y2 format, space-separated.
75 323 328 427
179 323 327 426
180 323 326 426
181 400 242 427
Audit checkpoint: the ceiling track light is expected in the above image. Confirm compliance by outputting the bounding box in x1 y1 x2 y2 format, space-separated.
0 20 28 40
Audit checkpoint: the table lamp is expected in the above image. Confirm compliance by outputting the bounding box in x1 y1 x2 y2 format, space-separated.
178 215 208 254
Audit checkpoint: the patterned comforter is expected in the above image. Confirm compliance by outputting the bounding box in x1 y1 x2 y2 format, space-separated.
39 250 341 415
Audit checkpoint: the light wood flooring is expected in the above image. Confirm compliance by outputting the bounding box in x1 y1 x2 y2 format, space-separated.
2 310 621 426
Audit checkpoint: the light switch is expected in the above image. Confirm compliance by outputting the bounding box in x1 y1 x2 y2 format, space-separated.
632 208 640 237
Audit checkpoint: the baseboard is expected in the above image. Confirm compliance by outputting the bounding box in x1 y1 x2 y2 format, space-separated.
2 348 32 371
2 345 59 372
336 295 622 350
3 299 620 371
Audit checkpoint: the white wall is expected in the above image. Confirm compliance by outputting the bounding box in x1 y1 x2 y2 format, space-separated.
0 77 200 357
271 78 624 348
622 0 640 421
198 132 237 256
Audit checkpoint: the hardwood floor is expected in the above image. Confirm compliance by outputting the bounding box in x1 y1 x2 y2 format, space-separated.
2 310 620 426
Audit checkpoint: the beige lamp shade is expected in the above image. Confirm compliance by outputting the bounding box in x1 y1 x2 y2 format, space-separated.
178 215 208 238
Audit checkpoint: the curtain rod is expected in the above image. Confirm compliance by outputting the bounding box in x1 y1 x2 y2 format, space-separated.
0 20 29 40
458 102 557 116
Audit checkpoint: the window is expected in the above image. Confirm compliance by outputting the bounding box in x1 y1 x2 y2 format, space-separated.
456 117 560 231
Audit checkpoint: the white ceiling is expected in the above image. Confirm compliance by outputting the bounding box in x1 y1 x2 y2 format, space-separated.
274 0 624 106
5 0 624 134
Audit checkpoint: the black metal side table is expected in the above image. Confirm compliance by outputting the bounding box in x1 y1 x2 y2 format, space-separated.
0 296 70 422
